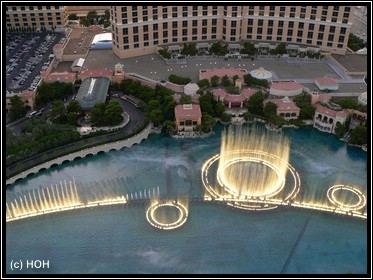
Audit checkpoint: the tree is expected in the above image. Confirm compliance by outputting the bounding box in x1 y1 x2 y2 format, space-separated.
104 100 123 125
214 102 226 117
164 120 175 134
87 10 98 25
104 10 110 21
67 112 78 126
50 100 65 123
275 42 287 55
180 95 192 104
197 79 210 89
243 111 253 122
210 75 220 87
147 99 161 112
210 41 228 56
264 101 277 120
221 75 231 86
232 75 239 83
168 74 191 85
202 113 217 132
9 95 27 122
220 113 232 122
199 92 215 116
68 13 77 20
181 43 197 56
334 122 348 139
66 100 81 114
293 94 316 119
90 103 106 125
149 109 164 127
348 126 367 145
226 84 239 94
247 92 264 116
241 41 256 56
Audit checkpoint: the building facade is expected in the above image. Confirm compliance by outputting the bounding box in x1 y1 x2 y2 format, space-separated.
5 5 66 31
110 5 354 58
174 104 202 131
313 103 349 134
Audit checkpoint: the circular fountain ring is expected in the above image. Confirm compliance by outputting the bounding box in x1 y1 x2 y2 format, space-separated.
146 201 188 230
202 150 301 211
327 185 366 211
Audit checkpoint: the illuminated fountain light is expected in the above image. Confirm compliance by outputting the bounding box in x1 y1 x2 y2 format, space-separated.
146 199 189 230
327 185 366 212
201 126 301 211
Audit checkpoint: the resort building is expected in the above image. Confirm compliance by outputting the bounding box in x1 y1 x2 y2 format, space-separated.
110 6 354 59
212 87 257 108
250 67 272 82
76 77 110 112
199 68 248 82
270 82 304 96
5 5 66 31
348 109 367 129
264 97 300 120
313 103 349 134
64 6 110 19
6 90 36 111
174 104 202 131
315 77 339 91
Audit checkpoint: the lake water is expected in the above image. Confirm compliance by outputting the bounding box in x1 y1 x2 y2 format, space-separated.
6 124 367 274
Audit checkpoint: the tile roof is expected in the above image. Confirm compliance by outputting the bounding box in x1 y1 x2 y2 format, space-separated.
175 104 202 119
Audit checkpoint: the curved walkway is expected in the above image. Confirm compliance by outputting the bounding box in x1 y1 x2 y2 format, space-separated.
6 123 152 186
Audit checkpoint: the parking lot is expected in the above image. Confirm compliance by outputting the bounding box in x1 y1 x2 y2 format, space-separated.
6 32 65 93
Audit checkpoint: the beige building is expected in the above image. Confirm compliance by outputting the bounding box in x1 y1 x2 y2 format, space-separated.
5 5 66 31
110 5 354 58
64 6 110 18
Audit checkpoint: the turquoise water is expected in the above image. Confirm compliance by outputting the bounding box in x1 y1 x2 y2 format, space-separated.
6 125 367 274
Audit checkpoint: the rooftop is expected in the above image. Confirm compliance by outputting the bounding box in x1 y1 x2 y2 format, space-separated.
315 77 338 86
271 82 303 91
175 104 202 119
265 97 300 112
63 27 110 56
44 72 77 83
76 77 110 110
314 103 349 118
199 68 248 81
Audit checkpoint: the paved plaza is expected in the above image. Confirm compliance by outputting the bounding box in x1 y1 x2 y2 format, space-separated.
67 48 367 94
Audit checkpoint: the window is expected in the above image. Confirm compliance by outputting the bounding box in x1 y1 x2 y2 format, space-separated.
258 19 263 26
154 40 158 45
143 16 148 21
330 26 335 33
143 34 149 41
202 27 207 34
153 23 158 30
172 13 177 17
202 19 207 26
256 27 262 34
133 18 138 23
328 34 334 41
307 39 312 44
133 35 139 42
278 21 284 27
337 43 343 48
163 38 168 43
183 21 187 28
319 25 325 32
340 27 346 34
163 22 167 29
143 9 148 16
309 24 314 31
317 41 322 46
182 29 187 36
277 29 283 35
172 21 177 28
143 25 148 32
133 26 138 33
317 33 323 40
183 12 187 17
287 29 293 36
192 28 197 35
327 42 333 47
124 37 129 44
288 22 294 29
268 28 272 35
247 27 252 33
297 30 303 37
192 20 197 27
308 32 313 39
123 28 128 35
132 11 137 17
211 26 216 33
163 30 168 37
134 43 139 48
153 32 158 39
267 36 272 40
183 6 188 11
153 14 158 20
338 35 344 42
298 22 304 29
268 20 273 27
248 19 253 25
212 19 217 25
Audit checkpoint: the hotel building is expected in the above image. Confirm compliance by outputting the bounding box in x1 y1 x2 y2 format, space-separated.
5 5 66 31
110 5 354 58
